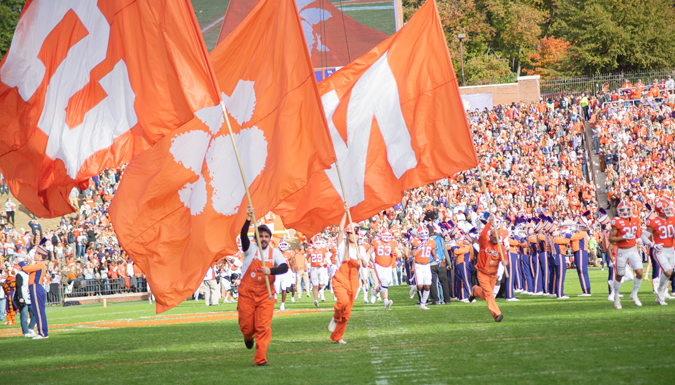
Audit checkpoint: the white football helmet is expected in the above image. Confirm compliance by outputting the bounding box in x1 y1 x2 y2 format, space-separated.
617 201 632 219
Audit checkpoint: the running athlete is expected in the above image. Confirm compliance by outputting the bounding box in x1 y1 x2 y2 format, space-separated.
640 198 674 305
608 201 644 309
412 226 436 310
308 237 330 307
367 230 398 310
276 240 294 310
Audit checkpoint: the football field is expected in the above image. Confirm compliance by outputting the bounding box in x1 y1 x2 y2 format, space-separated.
1 268 673 384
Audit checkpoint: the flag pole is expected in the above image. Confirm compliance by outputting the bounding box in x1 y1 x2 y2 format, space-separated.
334 162 367 267
220 101 272 299
477 165 509 278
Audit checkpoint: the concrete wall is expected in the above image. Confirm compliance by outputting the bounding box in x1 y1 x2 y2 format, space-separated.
459 75 541 106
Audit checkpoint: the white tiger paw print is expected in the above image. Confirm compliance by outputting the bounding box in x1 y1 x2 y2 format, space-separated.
169 80 267 216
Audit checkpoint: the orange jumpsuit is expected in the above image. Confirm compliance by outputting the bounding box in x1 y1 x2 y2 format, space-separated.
472 222 508 319
330 244 362 342
237 250 277 366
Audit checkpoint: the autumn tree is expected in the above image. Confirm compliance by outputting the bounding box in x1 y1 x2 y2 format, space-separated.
553 0 675 74
525 36 571 78
0 0 25 57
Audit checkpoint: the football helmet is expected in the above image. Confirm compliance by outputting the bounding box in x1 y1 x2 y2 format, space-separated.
279 240 289 251
617 201 632 219
417 226 429 240
381 231 392 243
655 198 673 218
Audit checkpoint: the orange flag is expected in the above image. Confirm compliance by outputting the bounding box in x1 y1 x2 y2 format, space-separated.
0 0 220 218
274 0 478 235
109 0 335 313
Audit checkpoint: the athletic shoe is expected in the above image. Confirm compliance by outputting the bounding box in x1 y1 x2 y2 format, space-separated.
577 293 591 297
297 294 301 299
665 292 675 300
419 304 430 310
306 293 310 298
255 362 269 366
280 303 285 311
328 317 337 333
24 334 35 338
245 339 254 349
514 289 522 294
363 299 368 304
607 293 614 301
558 296 569 299
630 292 642 307
370 294 376 304
291 297 295 303
614 298 622 310
430 301 439 306
494 314 503 323
32 335 48 340
506 297 520 302
532 292 543 296
460 298 469 303
25 330 37 337
377 296 382 302
601 268 604 271
385 299 393 310
468 295 476 302
409 286 416 299
314 300 319 308
336 339 347 344
655 294 668 306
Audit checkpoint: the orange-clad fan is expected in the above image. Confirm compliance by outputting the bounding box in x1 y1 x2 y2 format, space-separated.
327 208 369 344
237 207 289 366
470 218 508 322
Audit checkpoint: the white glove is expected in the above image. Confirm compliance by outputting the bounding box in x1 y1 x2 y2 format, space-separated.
654 244 664 252
622 233 635 240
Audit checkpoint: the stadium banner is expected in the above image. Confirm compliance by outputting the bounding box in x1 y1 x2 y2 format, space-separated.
110 0 334 313
215 0 398 68
274 0 478 236
0 0 220 218
461 93 494 111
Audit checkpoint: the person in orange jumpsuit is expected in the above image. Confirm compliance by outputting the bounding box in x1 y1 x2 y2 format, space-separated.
469 217 509 322
238 207 288 366
327 207 369 344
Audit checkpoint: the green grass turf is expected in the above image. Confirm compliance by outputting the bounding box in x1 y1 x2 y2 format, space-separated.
1 267 673 384
341 8 396 35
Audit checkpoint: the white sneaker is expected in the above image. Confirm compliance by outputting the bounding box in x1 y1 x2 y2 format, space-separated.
514 289 523 293
377 296 382 302
409 286 417 299
291 297 295 303
614 298 622 310
630 292 642 307
460 298 469 303
363 299 368 304
370 294 376 304
314 300 319 308
532 292 543 296
25 330 37 338
618 294 624 298
280 303 285 311
420 304 430 310
558 296 569 299
24 334 34 338
607 293 615 301
32 335 48 340
385 299 393 310
506 297 520 302
655 293 668 306
336 339 347 344
578 293 591 297
665 292 675 300
328 317 337 333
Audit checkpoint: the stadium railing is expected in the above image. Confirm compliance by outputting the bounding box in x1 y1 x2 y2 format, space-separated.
45 277 149 306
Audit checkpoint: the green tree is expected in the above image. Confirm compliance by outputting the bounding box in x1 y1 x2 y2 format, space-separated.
553 0 675 74
0 0 26 57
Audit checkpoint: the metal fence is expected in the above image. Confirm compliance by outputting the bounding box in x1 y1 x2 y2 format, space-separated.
540 69 675 98
45 277 149 306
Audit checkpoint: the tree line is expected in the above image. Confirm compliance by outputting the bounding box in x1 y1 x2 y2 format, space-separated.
404 0 675 85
